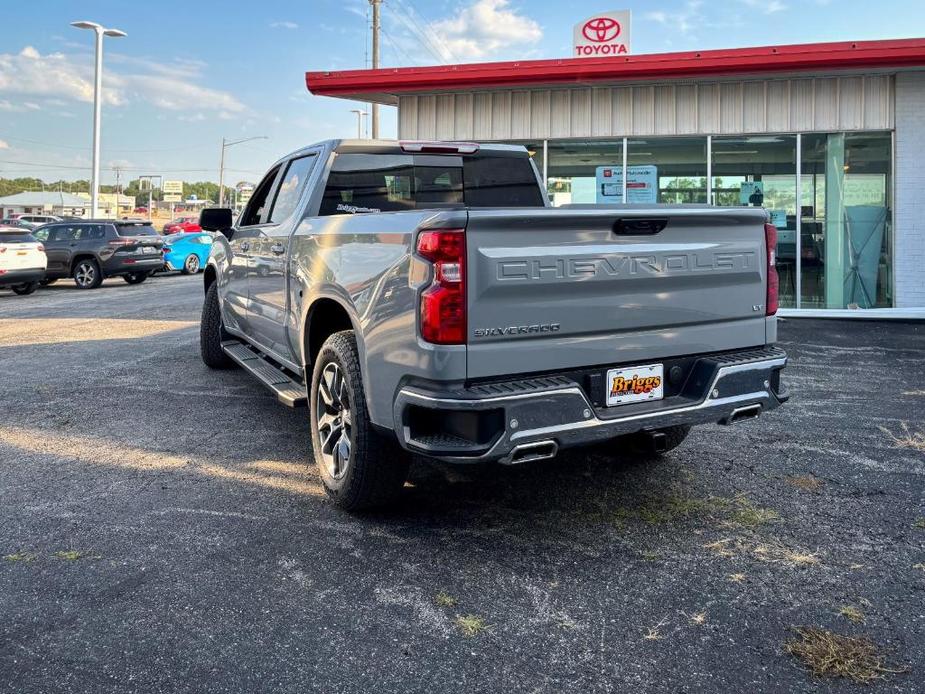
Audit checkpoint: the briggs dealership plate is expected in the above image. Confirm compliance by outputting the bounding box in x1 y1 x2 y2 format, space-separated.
142 246 156 254
606 363 664 406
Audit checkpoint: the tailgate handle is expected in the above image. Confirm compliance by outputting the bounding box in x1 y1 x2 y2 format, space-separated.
613 218 668 236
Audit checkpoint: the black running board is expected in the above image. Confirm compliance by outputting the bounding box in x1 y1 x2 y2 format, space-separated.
222 340 307 407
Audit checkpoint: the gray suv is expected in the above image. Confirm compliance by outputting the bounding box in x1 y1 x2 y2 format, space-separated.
33 220 164 289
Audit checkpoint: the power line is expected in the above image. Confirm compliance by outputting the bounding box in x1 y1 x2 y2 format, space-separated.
380 25 420 66
386 0 447 64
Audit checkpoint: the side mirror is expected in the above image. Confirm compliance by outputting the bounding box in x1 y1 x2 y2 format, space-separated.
200 208 234 239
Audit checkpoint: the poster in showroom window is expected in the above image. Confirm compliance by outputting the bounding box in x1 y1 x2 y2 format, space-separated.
595 166 657 203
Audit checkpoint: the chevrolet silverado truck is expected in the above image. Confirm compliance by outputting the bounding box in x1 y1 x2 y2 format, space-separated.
198 139 788 510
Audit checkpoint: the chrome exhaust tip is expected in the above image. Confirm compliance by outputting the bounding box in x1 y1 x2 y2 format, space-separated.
501 440 559 465
722 404 762 425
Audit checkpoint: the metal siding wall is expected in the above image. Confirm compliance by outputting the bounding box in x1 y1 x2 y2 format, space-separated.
511 91 531 139
435 94 455 139
409 75 895 140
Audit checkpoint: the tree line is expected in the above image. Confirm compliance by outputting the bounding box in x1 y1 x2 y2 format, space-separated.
0 177 235 205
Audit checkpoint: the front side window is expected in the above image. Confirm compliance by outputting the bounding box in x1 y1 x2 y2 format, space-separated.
268 155 317 223
240 166 281 226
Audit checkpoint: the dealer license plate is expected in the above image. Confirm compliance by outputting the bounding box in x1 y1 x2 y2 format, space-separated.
142 246 156 254
605 363 664 407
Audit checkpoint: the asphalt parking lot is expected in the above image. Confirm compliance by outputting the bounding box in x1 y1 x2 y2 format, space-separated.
1 276 923 693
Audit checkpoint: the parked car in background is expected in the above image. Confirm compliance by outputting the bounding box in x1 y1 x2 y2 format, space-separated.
134 206 149 214
9 213 62 229
0 225 46 295
32 220 163 289
162 232 212 274
162 217 201 235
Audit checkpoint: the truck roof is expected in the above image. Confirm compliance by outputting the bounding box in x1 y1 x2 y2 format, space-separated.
281 139 530 162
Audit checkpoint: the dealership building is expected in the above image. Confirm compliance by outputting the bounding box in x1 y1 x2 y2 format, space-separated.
307 37 925 316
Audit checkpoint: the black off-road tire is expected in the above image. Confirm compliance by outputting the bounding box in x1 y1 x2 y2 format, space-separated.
73 258 103 289
310 330 409 511
12 282 38 295
200 282 234 369
123 271 149 285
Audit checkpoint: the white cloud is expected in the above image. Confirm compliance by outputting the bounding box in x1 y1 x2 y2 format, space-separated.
270 20 299 29
0 45 245 117
428 0 542 61
0 139 9 149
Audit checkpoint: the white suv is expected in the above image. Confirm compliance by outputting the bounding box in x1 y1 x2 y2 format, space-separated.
0 226 47 295
12 214 62 229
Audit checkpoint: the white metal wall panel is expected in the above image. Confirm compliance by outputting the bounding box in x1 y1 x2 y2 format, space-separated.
592 87 612 137
813 78 839 130
454 93 473 139
550 90 571 138
654 85 676 134
407 74 895 141
632 86 654 136
417 95 436 140
675 84 697 134
570 89 592 137
767 80 790 131
743 82 767 133
511 91 531 140
473 93 492 140
612 88 632 135
435 95 455 140
530 90 550 139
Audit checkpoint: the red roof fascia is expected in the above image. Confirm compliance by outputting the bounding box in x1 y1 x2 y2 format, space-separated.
306 38 925 97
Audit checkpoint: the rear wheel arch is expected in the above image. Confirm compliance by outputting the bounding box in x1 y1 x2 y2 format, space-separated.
70 253 99 274
203 264 217 293
303 297 356 370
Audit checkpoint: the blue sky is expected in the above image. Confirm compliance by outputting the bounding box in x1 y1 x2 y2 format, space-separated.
1 0 924 186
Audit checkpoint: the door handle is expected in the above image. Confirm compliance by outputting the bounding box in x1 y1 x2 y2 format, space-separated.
240 241 250 252
270 243 285 255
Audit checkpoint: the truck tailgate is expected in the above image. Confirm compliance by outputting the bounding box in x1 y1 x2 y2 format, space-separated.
465 206 770 380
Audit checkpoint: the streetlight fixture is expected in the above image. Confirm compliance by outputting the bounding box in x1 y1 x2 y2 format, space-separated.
350 109 368 139
71 20 126 219
218 136 268 207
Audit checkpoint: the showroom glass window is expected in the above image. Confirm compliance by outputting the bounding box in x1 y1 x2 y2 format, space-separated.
544 140 624 206
628 137 708 204
712 135 798 309
800 132 892 309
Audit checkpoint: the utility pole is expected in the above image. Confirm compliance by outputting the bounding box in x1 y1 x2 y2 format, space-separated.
369 0 381 139
219 135 268 207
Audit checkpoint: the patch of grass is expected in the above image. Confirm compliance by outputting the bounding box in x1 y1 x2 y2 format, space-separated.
787 475 823 492
785 627 906 683
879 423 925 452
728 573 747 583
838 605 865 624
640 550 659 562
455 614 489 638
434 592 457 608
687 611 707 625
726 499 780 528
53 550 100 561
705 538 820 566
3 552 37 562
913 518 925 530
643 616 669 641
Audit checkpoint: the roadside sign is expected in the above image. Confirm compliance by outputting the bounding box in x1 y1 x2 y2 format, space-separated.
163 180 183 194
595 165 657 203
163 194 182 202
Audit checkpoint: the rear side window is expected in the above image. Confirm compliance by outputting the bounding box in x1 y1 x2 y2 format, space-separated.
268 155 317 223
0 231 36 243
116 224 158 236
318 153 542 215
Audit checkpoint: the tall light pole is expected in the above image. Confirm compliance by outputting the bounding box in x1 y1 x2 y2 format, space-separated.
369 0 381 139
219 136 268 207
350 109 368 139
71 21 126 219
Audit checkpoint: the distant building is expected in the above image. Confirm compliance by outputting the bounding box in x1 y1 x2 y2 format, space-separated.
235 182 255 214
75 192 135 218
0 191 91 218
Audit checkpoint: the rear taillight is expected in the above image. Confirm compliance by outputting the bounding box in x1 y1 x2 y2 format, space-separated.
37 244 44 252
109 238 133 246
764 223 779 316
416 229 466 345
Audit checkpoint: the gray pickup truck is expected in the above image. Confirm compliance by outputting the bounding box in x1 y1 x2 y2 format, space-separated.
199 139 788 510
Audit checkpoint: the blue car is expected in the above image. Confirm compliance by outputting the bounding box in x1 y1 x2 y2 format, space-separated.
163 232 213 274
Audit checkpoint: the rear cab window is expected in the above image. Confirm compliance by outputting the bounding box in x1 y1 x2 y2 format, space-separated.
318 151 543 215
115 223 159 236
0 230 37 244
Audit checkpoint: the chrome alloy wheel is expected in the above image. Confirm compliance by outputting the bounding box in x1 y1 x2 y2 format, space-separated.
316 362 352 480
75 262 96 287
185 254 200 273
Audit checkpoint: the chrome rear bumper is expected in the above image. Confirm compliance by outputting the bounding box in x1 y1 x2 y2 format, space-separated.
393 346 788 463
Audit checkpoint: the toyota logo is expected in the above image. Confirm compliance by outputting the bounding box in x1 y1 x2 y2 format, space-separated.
582 17 621 43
